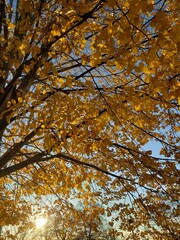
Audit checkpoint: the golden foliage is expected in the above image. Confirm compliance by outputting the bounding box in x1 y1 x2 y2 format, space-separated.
0 0 179 239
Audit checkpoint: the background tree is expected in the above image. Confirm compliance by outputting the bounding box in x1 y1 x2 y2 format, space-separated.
1 199 119 240
0 0 179 239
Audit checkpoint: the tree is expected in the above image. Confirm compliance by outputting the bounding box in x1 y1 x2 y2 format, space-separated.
1 199 117 240
0 0 179 239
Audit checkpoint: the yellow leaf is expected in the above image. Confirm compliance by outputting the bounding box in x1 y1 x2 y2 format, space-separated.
12 99 16 105
18 97 23 103
81 54 89 65
24 65 31 73
7 101 11 107
19 43 26 55
51 29 61 37
135 105 141 111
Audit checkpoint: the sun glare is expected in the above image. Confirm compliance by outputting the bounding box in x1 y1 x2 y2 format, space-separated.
35 217 47 228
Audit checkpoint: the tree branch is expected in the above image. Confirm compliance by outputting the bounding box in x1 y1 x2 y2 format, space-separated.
0 125 41 169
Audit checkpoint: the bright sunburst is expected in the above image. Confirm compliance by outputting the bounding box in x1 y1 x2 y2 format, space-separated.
35 217 47 228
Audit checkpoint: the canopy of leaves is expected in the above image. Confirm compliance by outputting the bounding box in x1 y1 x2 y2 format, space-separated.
1 201 116 240
0 0 179 239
